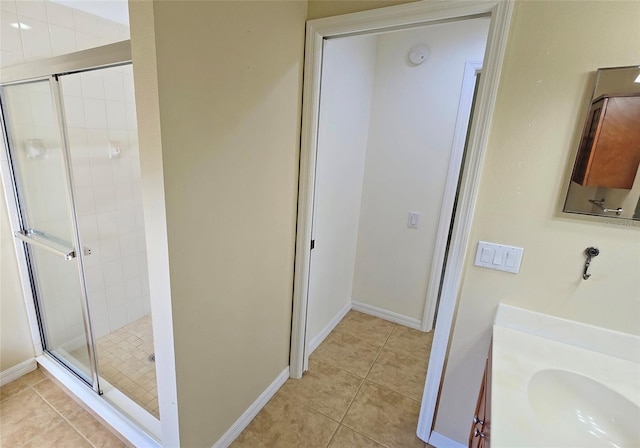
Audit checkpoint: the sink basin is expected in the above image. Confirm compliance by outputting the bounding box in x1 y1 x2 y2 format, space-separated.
528 369 640 447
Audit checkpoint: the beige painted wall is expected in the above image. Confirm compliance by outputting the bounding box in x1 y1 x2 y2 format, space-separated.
435 1 640 443
307 0 415 20
352 19 489 322
131 1 306 446
126 1 638 446
0 194 34 372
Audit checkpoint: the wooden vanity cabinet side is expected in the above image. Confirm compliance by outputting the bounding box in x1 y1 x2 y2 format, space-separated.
572 97 606 186
572 94 640 189
470 345 492 448
469 364 487 448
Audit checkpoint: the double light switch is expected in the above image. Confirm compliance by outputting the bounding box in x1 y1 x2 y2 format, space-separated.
474 241 524 274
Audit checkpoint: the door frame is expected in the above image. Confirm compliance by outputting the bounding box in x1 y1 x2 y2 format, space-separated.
290 0 513 442
421 60 483 332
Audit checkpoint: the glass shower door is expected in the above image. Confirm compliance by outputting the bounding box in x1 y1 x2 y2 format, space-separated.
58 64 159 420
1 78 99 389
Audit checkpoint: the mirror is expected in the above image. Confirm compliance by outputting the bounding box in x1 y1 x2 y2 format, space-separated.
563 65 640 220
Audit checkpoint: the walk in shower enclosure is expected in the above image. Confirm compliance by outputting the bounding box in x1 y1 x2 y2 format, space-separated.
0 42 159 440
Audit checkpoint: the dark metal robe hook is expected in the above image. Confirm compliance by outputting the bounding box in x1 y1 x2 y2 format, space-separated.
583 247 600 280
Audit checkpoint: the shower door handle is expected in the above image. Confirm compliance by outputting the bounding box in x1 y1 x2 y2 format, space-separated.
15 230 76 260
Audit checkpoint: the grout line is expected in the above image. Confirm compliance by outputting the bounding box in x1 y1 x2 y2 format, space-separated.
364 376 424 404
382 325 434 363
364 339 387 379
324 423 340 447
299 317 429 447
275 379 342 425
293 397 342 425
254 389 342 448
28 371 49 387
293 358 367 426
370 322 432 403
342 424 391 448
337 323 393 427
381 347 432 364
0 382 34 403
9 384 64 447
34 372 128 447
30 382 103 448
364 322 397 381
338 375 366 424
380 323 396 350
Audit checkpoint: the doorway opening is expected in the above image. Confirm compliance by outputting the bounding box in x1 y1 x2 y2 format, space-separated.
306 14 486 366
291 1 513 445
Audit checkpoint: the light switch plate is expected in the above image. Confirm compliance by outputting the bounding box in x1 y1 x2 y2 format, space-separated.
407 212 420 229
474 241 524 274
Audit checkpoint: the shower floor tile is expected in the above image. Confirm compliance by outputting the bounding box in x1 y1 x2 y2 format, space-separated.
70 314 158 418
95 314 159 418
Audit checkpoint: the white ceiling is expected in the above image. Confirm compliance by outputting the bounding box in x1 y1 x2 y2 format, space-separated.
50 0 129 25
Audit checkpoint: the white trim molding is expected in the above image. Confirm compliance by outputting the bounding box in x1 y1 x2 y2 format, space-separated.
352 301 421 330
290 0 514 444
428 430 467 448
308 302 351 355
0 358 37 386
211 367 290 448
417 0 513 442
421 60 483 333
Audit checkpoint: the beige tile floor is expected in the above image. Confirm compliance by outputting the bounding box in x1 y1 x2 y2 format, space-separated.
234 310 435 448
2 311 433 448
0 368 127 447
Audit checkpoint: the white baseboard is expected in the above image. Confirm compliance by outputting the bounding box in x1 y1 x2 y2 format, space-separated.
0 358 37 386
308 302 351 355
211 367 290 448
351 301 422 330
428 430 466 448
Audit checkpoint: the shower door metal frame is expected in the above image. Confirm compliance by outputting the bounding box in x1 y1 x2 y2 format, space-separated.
0 75 102 390
0 41 133 394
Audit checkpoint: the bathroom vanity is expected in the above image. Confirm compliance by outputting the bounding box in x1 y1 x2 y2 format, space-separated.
471 304 640 448
469 347 491 448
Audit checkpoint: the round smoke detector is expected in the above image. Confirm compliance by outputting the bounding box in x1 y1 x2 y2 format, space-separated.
409 45 430 65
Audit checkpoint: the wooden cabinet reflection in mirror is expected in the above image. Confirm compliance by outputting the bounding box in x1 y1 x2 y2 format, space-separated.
572 94 640 189
563 65 640 221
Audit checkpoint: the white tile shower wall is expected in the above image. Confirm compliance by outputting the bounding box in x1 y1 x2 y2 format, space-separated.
0 0 130 67
0 1 147 339
62 65 150 339
2 81 86 349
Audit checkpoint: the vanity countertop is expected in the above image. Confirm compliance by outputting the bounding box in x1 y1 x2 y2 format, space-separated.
491 304 640 447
